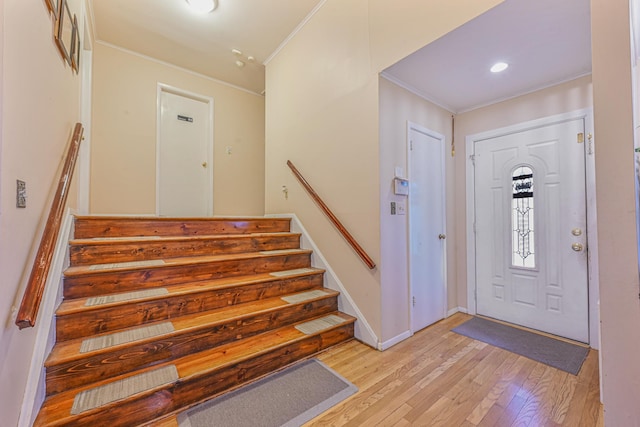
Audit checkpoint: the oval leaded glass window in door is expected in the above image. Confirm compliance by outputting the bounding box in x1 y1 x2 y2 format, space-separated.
512 166 535 268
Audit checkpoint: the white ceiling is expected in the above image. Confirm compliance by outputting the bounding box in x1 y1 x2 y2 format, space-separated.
89 0 592 110
89 0 324 94
383 0 592 113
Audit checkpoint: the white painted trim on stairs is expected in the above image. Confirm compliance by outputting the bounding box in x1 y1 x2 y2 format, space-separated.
378 330 412 351
267 214 379 349
18 209 75 427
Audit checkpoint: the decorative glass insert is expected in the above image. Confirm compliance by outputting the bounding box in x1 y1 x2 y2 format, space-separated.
512 166 535 268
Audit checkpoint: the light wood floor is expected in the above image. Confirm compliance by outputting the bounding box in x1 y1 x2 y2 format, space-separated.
308 313 603 427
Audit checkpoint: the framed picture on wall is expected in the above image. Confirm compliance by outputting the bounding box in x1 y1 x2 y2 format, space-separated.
45 0 60 17
71 15 80 73
54 0 73 66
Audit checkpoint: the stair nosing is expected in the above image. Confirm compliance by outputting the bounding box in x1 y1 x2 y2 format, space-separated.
37 314 355 425
63 249 314 277
47 289 341 366
56 268 326 316
70 231 301 245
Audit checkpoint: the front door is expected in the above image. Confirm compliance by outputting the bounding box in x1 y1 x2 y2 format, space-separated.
158 87 213 217
474 118 589 342
409 123 447 332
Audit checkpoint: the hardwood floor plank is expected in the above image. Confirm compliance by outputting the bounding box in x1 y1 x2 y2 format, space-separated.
373 403 413 427
306 313 602 427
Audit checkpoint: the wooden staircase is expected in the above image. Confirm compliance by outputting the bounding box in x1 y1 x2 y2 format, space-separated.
34 216 355 427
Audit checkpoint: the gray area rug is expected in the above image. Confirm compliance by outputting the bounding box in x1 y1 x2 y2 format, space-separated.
452 316 589 375
178 358 357 427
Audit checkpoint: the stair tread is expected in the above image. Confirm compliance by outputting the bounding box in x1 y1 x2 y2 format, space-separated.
35 313 355 425
64 248 313 277
57 267 325 316
72 216 292 239
47 288 340 365
70 231 300 245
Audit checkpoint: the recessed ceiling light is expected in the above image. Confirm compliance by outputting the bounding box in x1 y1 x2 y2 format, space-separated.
490 62 509 73
186 0 217 13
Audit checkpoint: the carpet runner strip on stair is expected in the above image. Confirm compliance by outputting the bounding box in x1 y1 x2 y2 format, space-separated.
281 290 330 304
85 288 170 306
259 249 302 255
88 259 166 271
80 322 175 353
295 315 348 335
71 364 179 414
269 268 316 277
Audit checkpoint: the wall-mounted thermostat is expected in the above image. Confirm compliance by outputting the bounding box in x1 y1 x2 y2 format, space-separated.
393 177 409 196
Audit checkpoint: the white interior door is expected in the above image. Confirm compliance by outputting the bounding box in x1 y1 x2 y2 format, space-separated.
158 87 213 217
409 123 447 332
474 118 589 342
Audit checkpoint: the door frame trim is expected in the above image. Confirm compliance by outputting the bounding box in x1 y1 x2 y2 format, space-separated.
465 108 599 347
156 83 214 216
407 121 448 334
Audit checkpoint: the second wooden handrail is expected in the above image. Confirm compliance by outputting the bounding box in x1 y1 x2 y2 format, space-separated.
287 160 376 269
16 123 84 329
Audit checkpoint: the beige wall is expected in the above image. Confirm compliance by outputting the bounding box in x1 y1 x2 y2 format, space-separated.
591 0 640 424
265 0 503 342
379 77 455 341
454 75 593 309
91 43 265 216
0 0 84 425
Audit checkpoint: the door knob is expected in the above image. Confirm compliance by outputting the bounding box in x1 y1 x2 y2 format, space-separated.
571 243 583 252
438 234 446 240
202 161 207 168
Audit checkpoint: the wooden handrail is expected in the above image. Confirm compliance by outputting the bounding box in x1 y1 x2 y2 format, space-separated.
16 123 84 329
287 160 376 269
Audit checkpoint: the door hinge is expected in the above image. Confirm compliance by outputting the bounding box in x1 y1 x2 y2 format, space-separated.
410 140 413 151
412 296 416 307
577 132 584 144
470 154 476 166
473 222 476 234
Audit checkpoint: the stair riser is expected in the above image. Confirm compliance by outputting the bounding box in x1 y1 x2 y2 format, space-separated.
69 234 301 266
37 324 354 427
46 297 339 395
74 218 291 239
63 253 312 299
56 274 324 341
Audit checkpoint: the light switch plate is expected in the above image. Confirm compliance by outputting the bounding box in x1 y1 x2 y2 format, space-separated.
16 180 26 208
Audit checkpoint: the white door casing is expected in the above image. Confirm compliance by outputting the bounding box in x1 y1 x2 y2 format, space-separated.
408 122 447 333
157 84 213 217
473 117 589 343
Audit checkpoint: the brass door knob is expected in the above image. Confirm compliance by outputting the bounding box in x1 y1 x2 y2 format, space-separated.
202 161 207 168
571 243 583 252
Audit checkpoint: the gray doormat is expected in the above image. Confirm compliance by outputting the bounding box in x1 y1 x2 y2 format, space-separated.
178 359 357 427
452 316 589 375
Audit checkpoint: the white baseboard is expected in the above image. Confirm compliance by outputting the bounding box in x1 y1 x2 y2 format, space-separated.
266 213 380 349
18 209 75 427
447 307 468 317
378 330 412 351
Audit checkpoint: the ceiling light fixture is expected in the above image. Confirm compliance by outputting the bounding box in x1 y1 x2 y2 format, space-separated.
186 0 217 13
490 62 509 73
